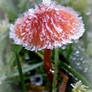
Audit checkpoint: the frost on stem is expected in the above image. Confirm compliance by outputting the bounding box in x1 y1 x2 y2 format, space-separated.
10 0 85 51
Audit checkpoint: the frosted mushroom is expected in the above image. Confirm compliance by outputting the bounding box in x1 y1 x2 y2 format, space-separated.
10 0 85 85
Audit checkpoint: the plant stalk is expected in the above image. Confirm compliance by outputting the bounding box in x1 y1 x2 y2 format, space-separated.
52 48 59 92
59 72 69 92
14 49 26 92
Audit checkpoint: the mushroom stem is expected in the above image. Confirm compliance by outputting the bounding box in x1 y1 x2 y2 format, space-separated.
44 49 53 84
59 72 69 92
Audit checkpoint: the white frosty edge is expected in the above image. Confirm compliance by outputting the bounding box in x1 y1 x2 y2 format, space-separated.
9 0 85 51
9 24 23 45
10 23 62 51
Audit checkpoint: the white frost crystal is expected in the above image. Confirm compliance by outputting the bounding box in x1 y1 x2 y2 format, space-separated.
10 0 85 51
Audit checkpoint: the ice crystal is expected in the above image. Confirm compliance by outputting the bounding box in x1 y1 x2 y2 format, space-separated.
10 0 85 51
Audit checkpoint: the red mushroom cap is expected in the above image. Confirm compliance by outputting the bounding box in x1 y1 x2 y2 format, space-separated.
10 0 85 51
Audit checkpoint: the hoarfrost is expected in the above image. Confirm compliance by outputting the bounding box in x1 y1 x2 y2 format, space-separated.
10 0 85 51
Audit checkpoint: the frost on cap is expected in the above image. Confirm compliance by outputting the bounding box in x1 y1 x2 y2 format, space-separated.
10 0 85 51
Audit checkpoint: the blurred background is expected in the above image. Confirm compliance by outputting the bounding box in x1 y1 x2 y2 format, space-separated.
0 0 92 92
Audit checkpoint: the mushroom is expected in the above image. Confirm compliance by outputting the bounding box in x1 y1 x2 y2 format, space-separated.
10 0 85 88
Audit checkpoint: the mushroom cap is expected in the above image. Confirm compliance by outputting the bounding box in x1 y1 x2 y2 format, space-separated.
10 0 85 51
